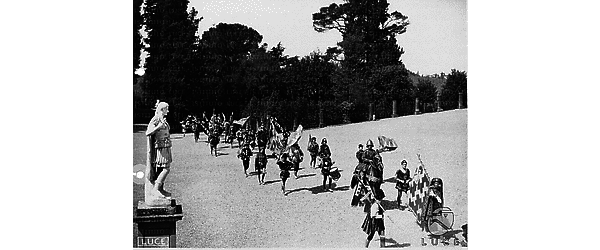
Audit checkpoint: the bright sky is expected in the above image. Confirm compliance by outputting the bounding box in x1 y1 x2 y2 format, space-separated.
137 0 467 76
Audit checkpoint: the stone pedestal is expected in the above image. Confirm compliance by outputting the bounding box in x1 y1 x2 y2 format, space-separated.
318 106 324 128
368 103 373 121
392 100 397 117
134 199 183 248
414 98 421 115
436 94 442 112
293 114 298 131
458 92 464 109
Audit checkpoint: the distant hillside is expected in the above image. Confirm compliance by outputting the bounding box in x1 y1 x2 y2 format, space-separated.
408 70 446 92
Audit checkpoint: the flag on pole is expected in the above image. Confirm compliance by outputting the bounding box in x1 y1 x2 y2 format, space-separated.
285 125 303 150
266 117 285 154
233 116 250 126
377 135 398 151
408 163 430 228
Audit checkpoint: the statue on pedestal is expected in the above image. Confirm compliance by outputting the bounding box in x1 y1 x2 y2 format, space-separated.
144 101 173 205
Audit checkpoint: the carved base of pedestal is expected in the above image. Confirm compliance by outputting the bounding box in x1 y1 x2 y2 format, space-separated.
134 200 183 248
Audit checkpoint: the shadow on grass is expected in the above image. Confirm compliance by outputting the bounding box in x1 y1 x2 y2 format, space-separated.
295 173 316 179
214 152 229 157
262 172 316 185
384 237 411 248
285 183 350 195
218 144 236 149
247 171 260 176
380 199 400 211
263 179 282 185
427 229 463 241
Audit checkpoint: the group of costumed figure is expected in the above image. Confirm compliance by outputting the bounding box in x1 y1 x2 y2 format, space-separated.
180 111 243 156
349 137 459 247
235 115 341 196
148 101 463 247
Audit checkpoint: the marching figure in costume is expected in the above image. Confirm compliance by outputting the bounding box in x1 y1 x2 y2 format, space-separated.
277 153 294 196
351 167 370 207
209 130 220 157
255 147 268 185
361 189 386 248
238 143 253 177
180 120 187 137
145 101 173 199
395 159 411 208
354 143 367 178
288 143 304 179
423 177 444 228
256 125 269 149
307 136 319 169
319 138 334 191
350 143 369 206
362 139 384 194
236 128 244 148
356 143 365 164
192 119 201 143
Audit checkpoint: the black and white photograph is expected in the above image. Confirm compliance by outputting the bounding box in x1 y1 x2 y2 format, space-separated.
132 0 467 248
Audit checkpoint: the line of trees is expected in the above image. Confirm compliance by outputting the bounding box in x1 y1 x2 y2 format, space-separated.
133 0 467 130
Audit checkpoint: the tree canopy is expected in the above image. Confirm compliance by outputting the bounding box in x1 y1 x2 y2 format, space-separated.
440 69 468 110
313 0 410 69
141 0 201 121
134 0 144 74
134 0 465 129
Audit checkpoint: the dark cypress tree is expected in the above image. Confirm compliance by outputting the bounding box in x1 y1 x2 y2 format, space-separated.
134 0 144 74
142 0 201 121
440 69 468 110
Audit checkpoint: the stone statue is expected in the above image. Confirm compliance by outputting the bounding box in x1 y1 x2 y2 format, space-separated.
144 101 173 205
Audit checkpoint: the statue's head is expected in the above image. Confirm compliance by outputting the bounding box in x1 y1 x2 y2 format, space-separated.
155 102 169 116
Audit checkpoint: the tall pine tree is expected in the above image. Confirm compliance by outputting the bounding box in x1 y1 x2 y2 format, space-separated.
134 0 143 74
313 0 409 70
313 0 412 120
142 0 201 121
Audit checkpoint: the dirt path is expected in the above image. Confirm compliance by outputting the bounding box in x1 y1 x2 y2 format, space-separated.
133 110 468 248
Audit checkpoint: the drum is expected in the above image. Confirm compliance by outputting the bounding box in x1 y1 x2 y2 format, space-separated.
329 167 341 181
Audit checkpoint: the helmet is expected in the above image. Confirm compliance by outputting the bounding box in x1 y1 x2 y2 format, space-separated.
366 139 374 147
429 178 444 204
401 159 407 165
322 138 327 144
430 178 443 188
358 144 363 148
